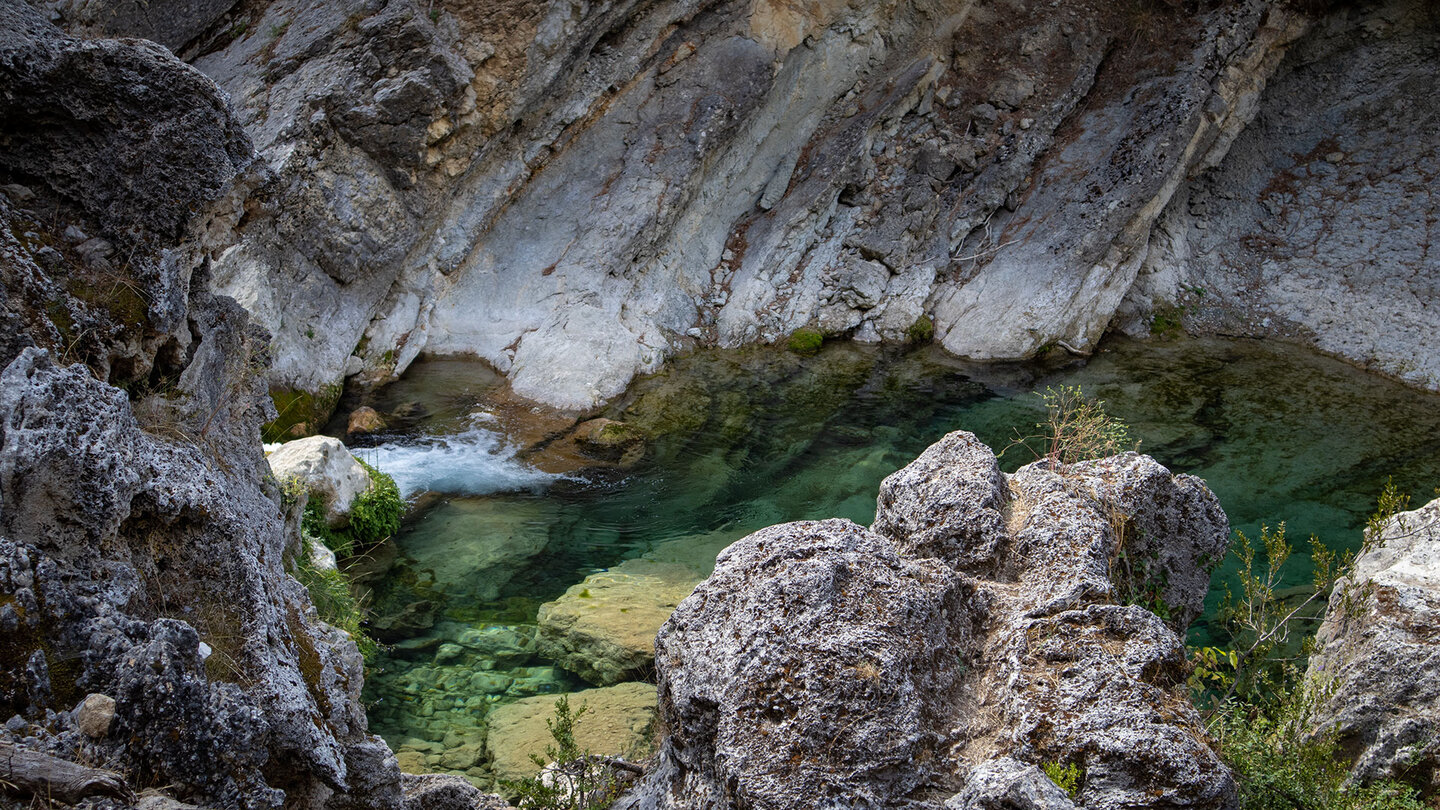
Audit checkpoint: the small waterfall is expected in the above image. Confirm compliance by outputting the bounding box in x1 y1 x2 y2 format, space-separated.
359 421 559 498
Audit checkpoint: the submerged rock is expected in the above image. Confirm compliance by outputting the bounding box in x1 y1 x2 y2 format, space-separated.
348 406 389 438
536 558 702 686
617 431 1234 809
1306 494 1440 790
397 498 552 604
485 682 658 783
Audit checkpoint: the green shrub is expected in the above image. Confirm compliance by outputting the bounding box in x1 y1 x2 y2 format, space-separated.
1192 488 1427 809
1209 678 1423 810
786 327 824 356
301 460 404 559
1005 385 1136 469
1042 761 1083 799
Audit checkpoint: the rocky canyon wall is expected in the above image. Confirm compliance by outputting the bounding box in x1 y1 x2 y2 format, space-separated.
33 0 1434 422
0 4 485 806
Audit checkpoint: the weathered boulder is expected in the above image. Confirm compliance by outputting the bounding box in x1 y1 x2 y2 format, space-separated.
485 682 658 782
267 435 374 528
536 558 701 686
1306 494 1440 790
945 758 1077 810
74 693 116 739
618 431 1234 809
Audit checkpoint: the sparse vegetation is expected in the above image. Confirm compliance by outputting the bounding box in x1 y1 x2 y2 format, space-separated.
1190 488 1429 810
1006 385 1137 469
292 527 380 661
502 696 626 810
1150 304 1185 338
1042 761 1083 799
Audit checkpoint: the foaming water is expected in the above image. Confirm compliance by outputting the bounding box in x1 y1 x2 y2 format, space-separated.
360 419 560 498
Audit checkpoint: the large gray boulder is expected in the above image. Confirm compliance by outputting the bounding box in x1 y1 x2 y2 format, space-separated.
267 435 374 528
618 431 1235 810
1306 495 1440 790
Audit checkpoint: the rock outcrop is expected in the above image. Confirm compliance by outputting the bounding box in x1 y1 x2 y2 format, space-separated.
1119 0 1440 392
0 6 493 807
111 0 1436 420
267 435 375 528
617 432 1234 809
1306 494 1440 792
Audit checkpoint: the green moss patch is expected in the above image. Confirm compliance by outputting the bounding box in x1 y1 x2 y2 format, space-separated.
786 327 824 356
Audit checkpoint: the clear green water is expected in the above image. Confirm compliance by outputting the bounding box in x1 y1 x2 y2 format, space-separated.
353 336 1440 783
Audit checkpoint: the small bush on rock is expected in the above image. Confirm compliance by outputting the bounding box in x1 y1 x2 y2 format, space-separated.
1006 385 1136 469
302 460 403 558
502 696 625 810
1042 761 1083 799
1208 676 1424 810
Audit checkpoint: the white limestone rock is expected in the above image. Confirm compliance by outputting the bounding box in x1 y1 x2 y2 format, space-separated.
266 435 373 529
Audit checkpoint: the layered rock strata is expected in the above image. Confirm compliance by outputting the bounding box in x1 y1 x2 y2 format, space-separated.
617 432 1234 809
70 0 1432 420
0 6 490 807
1306 494 1440 792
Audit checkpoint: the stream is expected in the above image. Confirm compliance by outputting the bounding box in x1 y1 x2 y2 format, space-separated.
344 335 1440 786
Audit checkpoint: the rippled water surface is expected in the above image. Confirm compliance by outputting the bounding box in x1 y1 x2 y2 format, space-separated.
350 337 1440 785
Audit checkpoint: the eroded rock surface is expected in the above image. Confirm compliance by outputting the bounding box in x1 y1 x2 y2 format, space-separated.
1306 495 1440 791
1120 0 1440 391
617 432 1233 809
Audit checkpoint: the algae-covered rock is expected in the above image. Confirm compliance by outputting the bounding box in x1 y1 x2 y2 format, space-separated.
536 559 701 686
485 682 658 782
573 418 646 464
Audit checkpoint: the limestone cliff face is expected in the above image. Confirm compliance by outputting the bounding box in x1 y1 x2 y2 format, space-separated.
1118 0 1440 391
0 5 486 807
52 0 1431 416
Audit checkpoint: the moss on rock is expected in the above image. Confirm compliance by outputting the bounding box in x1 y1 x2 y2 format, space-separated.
264 383 343 443
786 327 824 356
